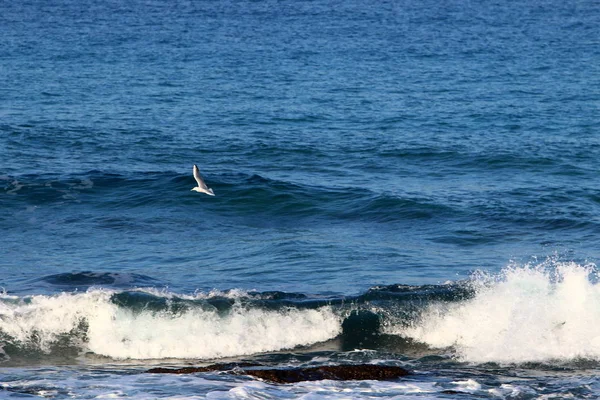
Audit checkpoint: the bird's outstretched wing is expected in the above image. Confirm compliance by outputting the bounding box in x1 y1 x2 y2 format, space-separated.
193 164 210 190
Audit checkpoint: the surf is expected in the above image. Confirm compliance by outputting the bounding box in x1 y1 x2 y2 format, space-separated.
394 261 600 363
0 288 341 361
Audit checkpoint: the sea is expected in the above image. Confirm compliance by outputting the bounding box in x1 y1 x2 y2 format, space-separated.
1 0 600 398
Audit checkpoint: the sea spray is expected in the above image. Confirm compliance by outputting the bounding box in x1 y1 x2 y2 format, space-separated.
0 289 342 360
393 262 600 363
0 290 110 355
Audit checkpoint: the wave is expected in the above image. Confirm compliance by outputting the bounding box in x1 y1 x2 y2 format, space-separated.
393 261 600 363
0 274 472 363
7 262 600 365
38 271 159 288
0 170 455 224
0 288 341 361
5 169 597 237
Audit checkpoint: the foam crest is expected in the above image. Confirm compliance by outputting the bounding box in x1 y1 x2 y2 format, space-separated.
0 290 112 354
394 262 600 363
0 290 341 360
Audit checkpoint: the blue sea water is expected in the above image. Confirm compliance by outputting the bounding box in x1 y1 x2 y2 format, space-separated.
2 0 600 397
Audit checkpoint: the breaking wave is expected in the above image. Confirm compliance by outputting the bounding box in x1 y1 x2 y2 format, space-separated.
4 262 600 365
0 289 341 361
394 261 600 363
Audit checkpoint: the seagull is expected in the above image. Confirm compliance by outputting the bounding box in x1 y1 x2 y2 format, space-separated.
191 164 215 196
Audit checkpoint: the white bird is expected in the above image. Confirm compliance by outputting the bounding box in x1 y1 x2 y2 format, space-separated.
191 164 215 196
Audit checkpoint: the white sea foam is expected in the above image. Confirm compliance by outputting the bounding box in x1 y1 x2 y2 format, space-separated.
392 261 600 363
218 379 439 399
6 179 23 195
73 178 94 190
450 379 482 392
0 289 341 360
121 287 264 301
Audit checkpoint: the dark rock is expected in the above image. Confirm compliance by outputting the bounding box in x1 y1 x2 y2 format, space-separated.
243 364 409 383
147 366 212 374
146 363 410 383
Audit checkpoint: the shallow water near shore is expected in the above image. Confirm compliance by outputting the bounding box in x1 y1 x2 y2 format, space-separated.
2 0 600 397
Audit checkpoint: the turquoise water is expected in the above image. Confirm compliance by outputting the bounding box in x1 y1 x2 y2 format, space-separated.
2 0 600 397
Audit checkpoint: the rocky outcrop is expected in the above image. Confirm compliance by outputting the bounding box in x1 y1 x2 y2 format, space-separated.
241 364 410 383
147 363 409 383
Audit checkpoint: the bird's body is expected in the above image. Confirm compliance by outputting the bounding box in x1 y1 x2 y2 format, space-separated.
191 164 215 196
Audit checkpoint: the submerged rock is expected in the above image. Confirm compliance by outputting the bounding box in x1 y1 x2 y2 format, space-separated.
147 363 409 383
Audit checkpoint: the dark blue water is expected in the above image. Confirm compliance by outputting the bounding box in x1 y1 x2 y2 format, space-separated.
2 0 600 398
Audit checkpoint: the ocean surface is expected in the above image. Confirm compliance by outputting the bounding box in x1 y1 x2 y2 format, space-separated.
2 0 600 398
